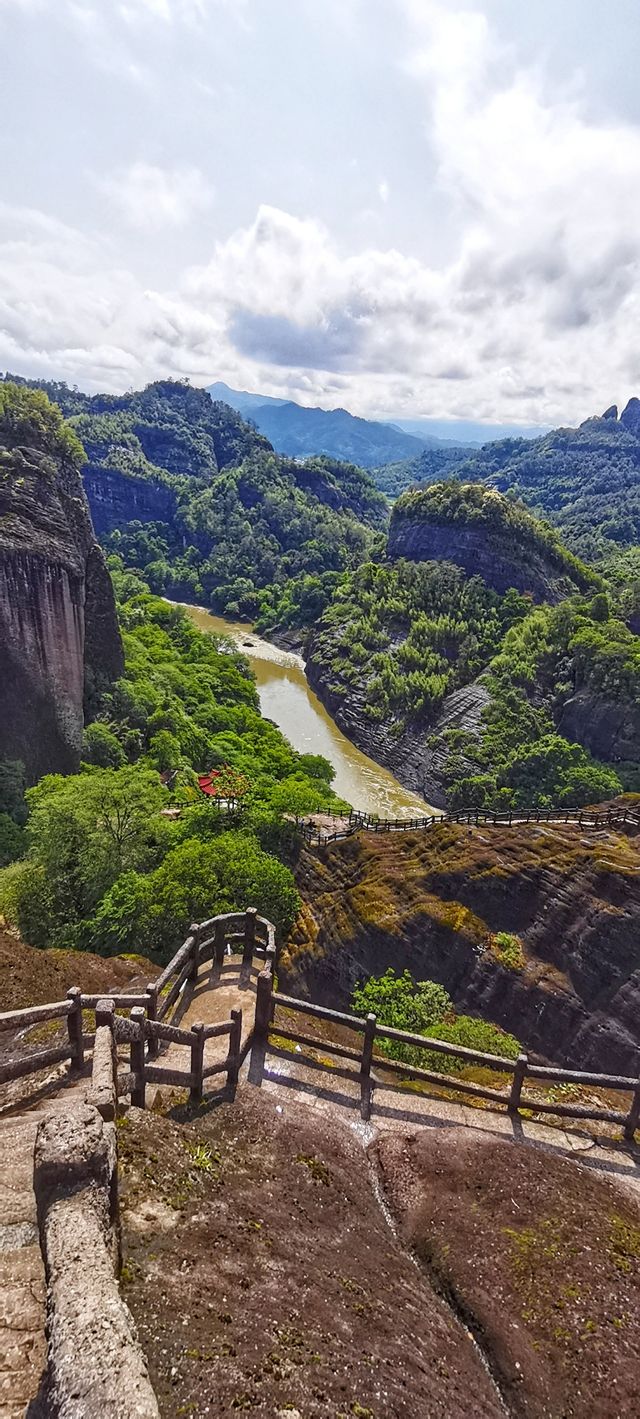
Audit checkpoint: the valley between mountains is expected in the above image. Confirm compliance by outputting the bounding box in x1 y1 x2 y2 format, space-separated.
1 378 640 1418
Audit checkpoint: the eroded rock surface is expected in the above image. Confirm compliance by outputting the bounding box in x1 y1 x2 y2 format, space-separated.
0 442 122 778
286 819 640 1074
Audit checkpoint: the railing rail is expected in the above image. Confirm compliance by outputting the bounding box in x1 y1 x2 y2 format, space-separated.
253 978 640 1141
300 803 640 846
0 907 268 1091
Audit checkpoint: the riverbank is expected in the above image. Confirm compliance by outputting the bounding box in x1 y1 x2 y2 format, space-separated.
176 603 437 819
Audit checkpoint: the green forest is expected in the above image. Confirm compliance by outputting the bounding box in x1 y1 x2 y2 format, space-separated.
388 407 640 561
0 565 347 958
4 376 640 860
2 374 387 625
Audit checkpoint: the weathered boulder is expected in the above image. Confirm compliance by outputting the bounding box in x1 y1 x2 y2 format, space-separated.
0 443 123 780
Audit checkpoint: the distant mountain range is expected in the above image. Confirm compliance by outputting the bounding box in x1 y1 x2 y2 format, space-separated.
208 381 545 467
208 381 456 468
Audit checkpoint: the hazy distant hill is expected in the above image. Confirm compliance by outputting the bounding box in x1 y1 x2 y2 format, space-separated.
207 381 448 467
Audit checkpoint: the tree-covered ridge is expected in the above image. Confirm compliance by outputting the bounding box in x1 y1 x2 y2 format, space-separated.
441 595 639 809
392 482 601 594
104 447 386 621
1 375 270 479
2 373 388 622
309 559 530 728
399 408 640 561
0 570 345 957
0 380 86 473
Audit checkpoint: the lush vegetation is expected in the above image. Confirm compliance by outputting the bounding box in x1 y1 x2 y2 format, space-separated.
0 380 85 471
351 967 520 1074
308 552 640 807
442 596 638 809
310 558 531 728
395 410 640 561
0 571 349 956
3 375 387 624
392 482 601 594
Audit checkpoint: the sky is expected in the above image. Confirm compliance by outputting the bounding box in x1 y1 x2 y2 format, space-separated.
1 0 640 428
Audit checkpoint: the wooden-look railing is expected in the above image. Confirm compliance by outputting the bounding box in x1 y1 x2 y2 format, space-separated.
300 803 640 846
0 908 274 1097
252 969 640 1141
3 902 640 1141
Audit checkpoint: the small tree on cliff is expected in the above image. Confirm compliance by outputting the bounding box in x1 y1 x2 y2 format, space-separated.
0 382 85 470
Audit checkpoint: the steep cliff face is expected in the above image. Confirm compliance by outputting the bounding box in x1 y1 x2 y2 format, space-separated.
558 692 640 763
285 818 640 1074
0 442 123 779
83 465 179 538
388 514 584 603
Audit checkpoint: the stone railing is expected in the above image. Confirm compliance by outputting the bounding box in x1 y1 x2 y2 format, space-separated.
24 907 274 1417
34 1085 159 1415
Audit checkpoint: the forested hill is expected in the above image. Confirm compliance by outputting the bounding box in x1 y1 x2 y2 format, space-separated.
392 399 640 560
1 374 388 624
305 482 640 810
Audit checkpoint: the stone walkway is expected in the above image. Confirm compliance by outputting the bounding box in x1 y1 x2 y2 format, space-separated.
0 1080 87 1419
255 1044 640 1199
3 955 640 1416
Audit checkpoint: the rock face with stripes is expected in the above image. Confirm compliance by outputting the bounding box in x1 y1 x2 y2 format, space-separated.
0 439 123 780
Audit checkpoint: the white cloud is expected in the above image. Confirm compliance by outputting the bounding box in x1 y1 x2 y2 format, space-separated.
3 1 640 425
98 163 214 229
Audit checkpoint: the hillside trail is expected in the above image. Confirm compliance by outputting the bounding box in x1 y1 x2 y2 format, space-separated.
167 954 640 1203
3 952 640 1417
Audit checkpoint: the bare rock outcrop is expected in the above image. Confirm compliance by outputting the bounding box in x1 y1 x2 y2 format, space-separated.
0 441 123 779
286 819 640 1075
388 518 580 603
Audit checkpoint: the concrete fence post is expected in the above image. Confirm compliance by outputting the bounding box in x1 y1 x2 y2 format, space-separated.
243 907 257 973
214 916 226 968
189 1021 205 1104
360 1013 376 1122
227 1008 242 1093
624 1080 640 1142
89 999 117 1122
146 983 159 1059
66 987 84 1072
130 1006 146 1109
508 1052 528 1114
255 967 274 1041
189 922 201 982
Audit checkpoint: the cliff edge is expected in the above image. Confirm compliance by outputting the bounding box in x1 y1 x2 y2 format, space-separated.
0 384 123 779
388 481 598 602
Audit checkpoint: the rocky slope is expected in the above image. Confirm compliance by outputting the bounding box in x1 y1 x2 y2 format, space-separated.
285 818 640 1074
0 424 123 779
305 656 489 806
388 483 595 603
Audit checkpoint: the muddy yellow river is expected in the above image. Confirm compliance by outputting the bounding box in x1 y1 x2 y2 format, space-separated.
181 604 435 819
